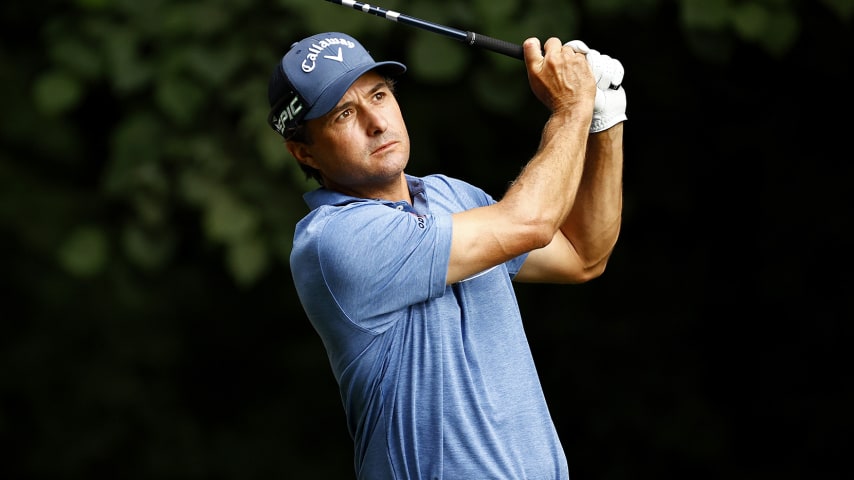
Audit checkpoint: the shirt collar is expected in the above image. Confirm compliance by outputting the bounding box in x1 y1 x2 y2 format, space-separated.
303 174 428 213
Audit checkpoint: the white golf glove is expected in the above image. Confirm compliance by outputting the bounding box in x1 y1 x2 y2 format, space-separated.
565 40 627 133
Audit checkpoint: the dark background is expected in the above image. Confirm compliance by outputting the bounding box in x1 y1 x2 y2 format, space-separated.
1 0 851 479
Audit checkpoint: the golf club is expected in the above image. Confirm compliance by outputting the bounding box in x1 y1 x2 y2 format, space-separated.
324 0 524 60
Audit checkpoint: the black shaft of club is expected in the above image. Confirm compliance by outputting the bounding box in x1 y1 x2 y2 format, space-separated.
325 0 524 60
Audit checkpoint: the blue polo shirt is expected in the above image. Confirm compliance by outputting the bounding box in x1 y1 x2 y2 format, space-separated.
290 174 569 480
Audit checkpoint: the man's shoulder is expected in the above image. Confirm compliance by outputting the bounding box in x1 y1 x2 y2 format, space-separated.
418 173 493 210
420 173 478 193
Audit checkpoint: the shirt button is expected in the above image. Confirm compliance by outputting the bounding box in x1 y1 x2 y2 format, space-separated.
396 205 404 210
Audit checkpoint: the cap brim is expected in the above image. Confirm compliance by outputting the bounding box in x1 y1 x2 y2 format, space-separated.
303 61 406 121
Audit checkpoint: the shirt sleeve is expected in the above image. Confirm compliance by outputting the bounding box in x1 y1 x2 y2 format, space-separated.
315 202 452 330
424 174 529 279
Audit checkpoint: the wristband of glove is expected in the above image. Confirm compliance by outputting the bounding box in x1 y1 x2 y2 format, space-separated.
590 86 627 133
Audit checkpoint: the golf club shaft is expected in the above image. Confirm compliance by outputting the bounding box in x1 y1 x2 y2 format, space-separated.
325 0 524 60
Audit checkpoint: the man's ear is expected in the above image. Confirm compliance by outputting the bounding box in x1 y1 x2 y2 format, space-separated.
286 141 318 170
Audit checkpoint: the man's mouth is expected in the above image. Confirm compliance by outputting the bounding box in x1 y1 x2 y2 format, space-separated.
371 140 397 156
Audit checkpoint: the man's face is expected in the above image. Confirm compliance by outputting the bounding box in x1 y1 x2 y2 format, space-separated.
292 71 410 195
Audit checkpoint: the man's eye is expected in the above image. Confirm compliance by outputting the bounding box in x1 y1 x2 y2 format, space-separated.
374 91 386 101
338 109 352 120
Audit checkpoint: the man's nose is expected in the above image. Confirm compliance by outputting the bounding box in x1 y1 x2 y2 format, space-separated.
364 107 388 135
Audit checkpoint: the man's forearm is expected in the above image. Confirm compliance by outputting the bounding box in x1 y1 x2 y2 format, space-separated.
560 123 624 268
504 110 593 235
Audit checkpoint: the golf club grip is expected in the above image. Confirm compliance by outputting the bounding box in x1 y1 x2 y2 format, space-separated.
464 32 523 60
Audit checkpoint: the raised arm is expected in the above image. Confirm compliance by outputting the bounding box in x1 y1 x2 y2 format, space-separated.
446 37 597 284
514 123 623 284
516 41 626 284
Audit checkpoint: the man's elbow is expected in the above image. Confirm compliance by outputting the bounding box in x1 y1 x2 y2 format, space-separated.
542 252 611 285
573 257 609 283
572 228 621 283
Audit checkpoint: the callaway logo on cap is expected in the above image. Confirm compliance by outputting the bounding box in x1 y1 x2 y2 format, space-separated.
267 32 406 138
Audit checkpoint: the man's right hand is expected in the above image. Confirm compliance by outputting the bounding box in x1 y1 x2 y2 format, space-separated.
523 37 597 118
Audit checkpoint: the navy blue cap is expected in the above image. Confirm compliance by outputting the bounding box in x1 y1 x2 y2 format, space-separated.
267 32 406 138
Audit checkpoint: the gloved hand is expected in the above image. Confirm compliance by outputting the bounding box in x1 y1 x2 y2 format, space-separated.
565 40 627 133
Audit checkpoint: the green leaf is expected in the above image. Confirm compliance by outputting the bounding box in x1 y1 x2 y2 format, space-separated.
731 3 770 40
183 43 245 87
257 130 290 172
104 29 153 93
57 225 109 277
159 2 232 37
821 0 854 20
408 31 468 83
583 0 632 16
520 0 580 39
472 68 529 115
75 0 110 9
49 38 103 80
227 236 270 287
474 0 519 24
757 11 800 57
130 190 169 226
204 191 259 243
732 5 799 57
682 0 731 30
122 222 176 272
32 70 83 116
155 76 205 125
299 0 394 35
179 171 219 207
105 113 163 194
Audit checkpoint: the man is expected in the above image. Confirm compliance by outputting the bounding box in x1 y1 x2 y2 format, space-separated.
267 31 625 479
